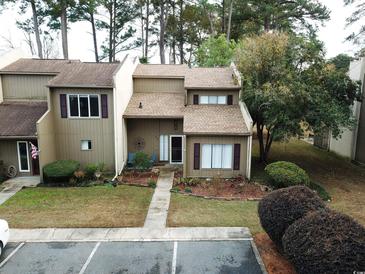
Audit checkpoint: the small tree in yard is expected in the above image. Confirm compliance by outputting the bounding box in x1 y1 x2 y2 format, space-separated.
235 32 361 163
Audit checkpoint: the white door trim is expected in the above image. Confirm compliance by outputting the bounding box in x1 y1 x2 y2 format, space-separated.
169 135 183 164
17 141 30 172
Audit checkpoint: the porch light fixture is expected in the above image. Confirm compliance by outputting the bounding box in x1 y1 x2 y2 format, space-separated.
139 102 143 109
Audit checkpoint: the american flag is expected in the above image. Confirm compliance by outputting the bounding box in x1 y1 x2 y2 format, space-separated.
30 143 38 159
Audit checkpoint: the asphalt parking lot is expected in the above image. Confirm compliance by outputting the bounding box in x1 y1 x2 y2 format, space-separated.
0 240 264 274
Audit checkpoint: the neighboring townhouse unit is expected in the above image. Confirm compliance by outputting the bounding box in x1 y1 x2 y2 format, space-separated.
0 50 138 179
124 64 253 178
0 50 253 180
314 57 365 164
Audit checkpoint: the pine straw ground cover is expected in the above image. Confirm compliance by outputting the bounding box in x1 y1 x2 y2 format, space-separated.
168 138 365 274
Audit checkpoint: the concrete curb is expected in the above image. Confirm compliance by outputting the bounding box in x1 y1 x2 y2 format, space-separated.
9 227 252 242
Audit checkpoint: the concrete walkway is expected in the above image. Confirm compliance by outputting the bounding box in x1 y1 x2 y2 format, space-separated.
144 170 174 228
0 176 40 205
9 227 252 242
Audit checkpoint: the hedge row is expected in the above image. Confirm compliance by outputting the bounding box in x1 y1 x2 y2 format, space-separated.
259 186 365 274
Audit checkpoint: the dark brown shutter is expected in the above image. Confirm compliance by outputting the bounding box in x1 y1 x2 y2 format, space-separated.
60 94 67 118
194 143 200 170
101 94 108 118
233 144 241 170
227 95 233 105
193 95 199 105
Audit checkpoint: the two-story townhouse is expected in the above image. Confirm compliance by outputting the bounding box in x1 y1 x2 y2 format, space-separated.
0 51 138 179
0 50 252 180
124 64 253 178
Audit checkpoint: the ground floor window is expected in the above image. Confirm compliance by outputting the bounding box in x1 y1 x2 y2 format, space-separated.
160 135 168 161
81 140 92 151
17 141 30 172
202 144 232 169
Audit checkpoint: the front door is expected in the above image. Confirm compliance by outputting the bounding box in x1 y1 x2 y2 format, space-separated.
170 136 183 164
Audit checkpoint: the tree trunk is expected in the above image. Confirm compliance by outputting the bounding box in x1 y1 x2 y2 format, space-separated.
264 16 270 32
60 6 69 59
179 0 184 64
257 123 266 163
112 0 117 62
90 12 99 62
140 5 145 58
30 0 43 59
108 3 113 62
159 0 166 64
221 0 225 33
171 1 176 64
145 0 150 61
226 0 233 41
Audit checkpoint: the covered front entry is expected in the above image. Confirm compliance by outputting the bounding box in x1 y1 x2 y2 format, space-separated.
127 118 184 164
0 139 39 177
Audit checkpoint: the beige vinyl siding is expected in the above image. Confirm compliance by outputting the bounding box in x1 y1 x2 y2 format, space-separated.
0 140 33 176
37 110 56 179
187 90 240 105
51 88 115 171
127 118 183 160
1 74 53 100
185 135 248 178
134 78 185 93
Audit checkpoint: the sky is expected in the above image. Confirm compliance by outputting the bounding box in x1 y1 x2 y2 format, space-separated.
0 0 361 63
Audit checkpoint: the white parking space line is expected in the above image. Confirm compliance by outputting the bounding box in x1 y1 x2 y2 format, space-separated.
79 242 100 274
171 241 178 274
0 242 25 268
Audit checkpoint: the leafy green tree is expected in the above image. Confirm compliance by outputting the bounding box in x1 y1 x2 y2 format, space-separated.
98 0 138 62
329 54 354 71
73 0 101 62
197 34 235 67
44 0 76 59
235 32 360 162
344 0 365 45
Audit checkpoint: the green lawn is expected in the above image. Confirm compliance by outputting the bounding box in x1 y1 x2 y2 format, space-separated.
0 185 153 228
168 139 365 232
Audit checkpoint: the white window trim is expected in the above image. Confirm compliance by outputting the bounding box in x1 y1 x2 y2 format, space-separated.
199 95 227 105
201 143 233 170
169 135 184 164
67 94 101 119
160 135 169 161
17 141 30 172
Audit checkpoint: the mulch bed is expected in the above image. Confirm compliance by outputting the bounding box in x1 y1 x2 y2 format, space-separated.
118 170 159 187
173 176 269 200
254 233 297 274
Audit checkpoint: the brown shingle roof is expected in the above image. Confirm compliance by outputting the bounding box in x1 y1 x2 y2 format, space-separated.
183 105 249 135
124 93 250 135
124 92 185 118
185 67 240 89
133 65 240 89
133 64 188 78
48 62 121 88
0 101 48 137
0 58 121 88
0 58 79 74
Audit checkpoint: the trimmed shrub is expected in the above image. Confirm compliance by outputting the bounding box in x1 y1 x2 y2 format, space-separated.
258 186 327 250
283 210 365 274
148 179 157 188
132 152 152 170
265 161 310 188
43 160 80 184
84 163 98 179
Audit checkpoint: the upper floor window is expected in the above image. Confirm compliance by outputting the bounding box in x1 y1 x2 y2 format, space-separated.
199 95 227 105
68 94 100 118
